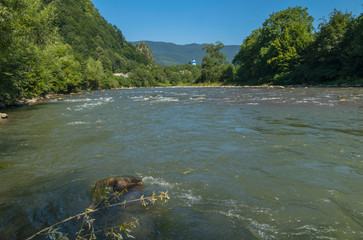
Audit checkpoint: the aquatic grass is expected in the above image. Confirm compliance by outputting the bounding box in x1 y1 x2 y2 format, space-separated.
26 191 170 240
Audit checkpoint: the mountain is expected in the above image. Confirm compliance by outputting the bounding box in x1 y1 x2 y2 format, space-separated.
132 41 240 66
54 0 153 71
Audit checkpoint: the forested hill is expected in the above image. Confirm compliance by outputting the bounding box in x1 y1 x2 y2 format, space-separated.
132 41 239 66
54 0 153 69
0 0 153 106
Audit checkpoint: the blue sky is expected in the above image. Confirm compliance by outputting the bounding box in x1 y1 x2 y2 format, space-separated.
91 0 362 45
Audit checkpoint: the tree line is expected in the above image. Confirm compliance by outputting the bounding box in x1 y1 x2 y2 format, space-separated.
130 6 363 87
1 2 362 107
232 7 363 85
129 7 363 87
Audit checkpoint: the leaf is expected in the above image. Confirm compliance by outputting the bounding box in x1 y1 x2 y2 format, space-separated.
126 233 135 239
116 233 123 240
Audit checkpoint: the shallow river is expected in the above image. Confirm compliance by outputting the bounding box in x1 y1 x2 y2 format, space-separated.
1 87 363 239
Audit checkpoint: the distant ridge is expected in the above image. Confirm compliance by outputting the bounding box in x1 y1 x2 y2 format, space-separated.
132 41 240 66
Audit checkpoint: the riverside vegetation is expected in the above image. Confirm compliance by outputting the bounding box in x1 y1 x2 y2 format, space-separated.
1 1 362 107
26 187 170 240
24 176 170 239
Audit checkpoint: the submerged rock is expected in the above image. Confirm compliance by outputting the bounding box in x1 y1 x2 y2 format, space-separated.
0 113 8 119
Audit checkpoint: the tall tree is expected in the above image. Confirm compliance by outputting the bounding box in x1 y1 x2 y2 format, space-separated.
200 42 227 83
84 57 105 90
233 7 314 84
294 10 356 84
341 13 363 80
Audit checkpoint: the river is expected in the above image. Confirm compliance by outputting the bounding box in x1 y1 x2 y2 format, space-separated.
0 87 362 239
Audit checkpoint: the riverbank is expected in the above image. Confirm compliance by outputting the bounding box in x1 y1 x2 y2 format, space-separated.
0 92 83 110
175 80 363 88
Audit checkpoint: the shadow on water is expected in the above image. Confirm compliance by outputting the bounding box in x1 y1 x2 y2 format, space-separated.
0 169 92 239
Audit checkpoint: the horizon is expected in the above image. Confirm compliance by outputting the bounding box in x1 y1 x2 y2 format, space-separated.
91 0 362 45
131 40 240 46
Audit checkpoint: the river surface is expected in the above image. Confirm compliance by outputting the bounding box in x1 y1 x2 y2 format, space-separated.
0 87 363 239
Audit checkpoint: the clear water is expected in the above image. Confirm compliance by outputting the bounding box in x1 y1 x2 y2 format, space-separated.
0 87 362 239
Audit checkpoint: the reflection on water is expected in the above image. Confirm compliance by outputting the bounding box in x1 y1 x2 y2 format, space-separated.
0 87 363 239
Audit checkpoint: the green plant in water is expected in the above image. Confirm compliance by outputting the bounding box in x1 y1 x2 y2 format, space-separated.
26 190 170 240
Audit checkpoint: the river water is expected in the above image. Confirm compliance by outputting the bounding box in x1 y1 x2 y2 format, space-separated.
0 87 362 239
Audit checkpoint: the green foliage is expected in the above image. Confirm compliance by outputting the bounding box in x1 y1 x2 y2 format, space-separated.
128 67 151 87
346 14 363 79
233 7 362 85
84 57 105 90
0 0 81 103
199 42 234 83
268 22 313 72
221 63 235 83
293 10 356 84
233 6 314 84
114 64 203 88
0 0 159 106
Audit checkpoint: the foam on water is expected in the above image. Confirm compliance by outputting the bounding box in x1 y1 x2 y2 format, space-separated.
152 96 179 103
73 102 103 111
64 98 92 102
130 95 179 103
67 121 88 126
67 97 114 111
142 176 177 188
177 190 202 206
217 209 277 240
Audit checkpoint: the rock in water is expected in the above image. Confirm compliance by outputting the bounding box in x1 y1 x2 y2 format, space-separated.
0 113 8 119
92 176 143 203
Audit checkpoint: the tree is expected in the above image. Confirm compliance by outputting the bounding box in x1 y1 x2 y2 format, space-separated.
200 42 227 83
0 0 83 103
84 57 105 90
345 13 363 79
128 67 150 87
220 63 235 83
233 7 314 84
293 10 356 84
268 22 313 73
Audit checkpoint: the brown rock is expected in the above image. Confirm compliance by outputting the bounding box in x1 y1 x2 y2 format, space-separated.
92 176 143 201
0 113 8 119
26 97 41 105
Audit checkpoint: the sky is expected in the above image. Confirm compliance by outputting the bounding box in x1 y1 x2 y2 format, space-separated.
91 0 362 45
